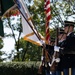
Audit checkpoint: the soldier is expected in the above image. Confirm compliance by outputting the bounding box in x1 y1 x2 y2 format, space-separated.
44 20 75 75
50 21 75 75
45 28 66 75
40 20 75 75
59 21 75 75
50 28 67 75
52 21 75 75
55 30 67 75
38 37 55 75
45 38 55 75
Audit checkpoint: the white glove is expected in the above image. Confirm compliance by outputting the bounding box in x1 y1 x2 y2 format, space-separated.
41 56 44 61
54 46 60 52
55 58 60 63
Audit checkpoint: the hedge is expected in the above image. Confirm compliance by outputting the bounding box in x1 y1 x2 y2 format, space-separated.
0 61 41 75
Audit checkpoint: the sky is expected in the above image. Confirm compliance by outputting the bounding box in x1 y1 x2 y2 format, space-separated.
0 15 25 62
1 37 15 54
0 15 21 62
1 28 16 62
1 28 15 51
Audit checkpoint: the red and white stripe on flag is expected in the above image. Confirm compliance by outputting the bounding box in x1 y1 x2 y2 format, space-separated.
44 0 51 44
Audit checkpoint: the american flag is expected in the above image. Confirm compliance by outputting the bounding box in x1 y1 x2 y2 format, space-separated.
44 0 51 44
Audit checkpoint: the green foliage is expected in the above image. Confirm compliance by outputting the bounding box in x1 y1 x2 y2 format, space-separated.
28 0 45 35
28 0 75 36
50 28 57 39
0 62 40 75
13 38 42 61
0 38 4 49
0 38 5 62
25 43 42 61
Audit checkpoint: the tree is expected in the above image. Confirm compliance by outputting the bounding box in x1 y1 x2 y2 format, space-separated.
0 38 5 62
2 0 75 62
13 38 42 61
1 15 21 62
0 38 3 49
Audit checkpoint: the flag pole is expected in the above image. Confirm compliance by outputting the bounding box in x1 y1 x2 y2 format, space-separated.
50 27 59 72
